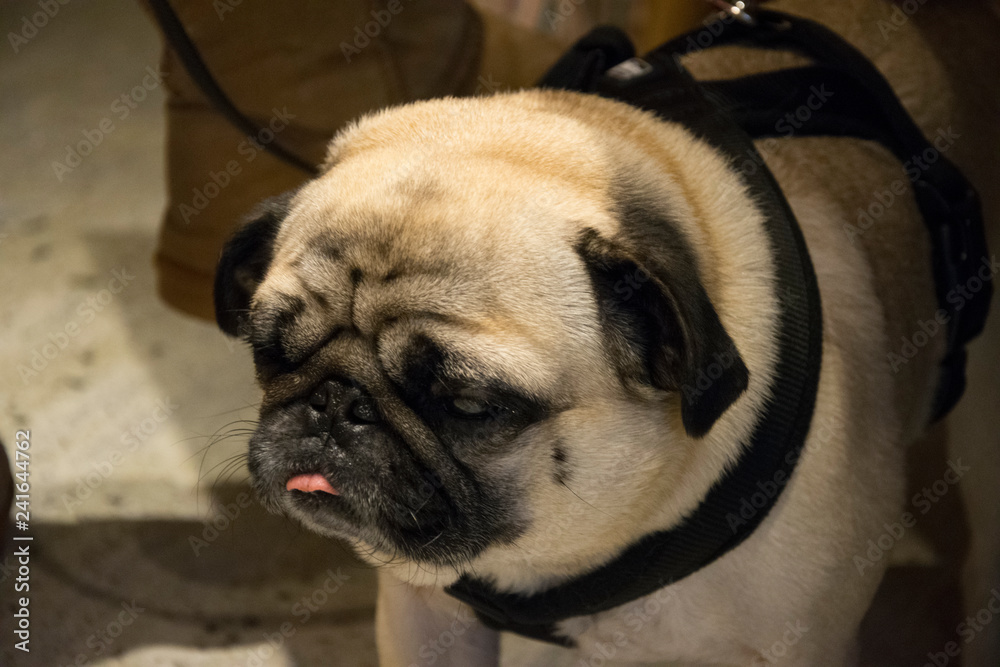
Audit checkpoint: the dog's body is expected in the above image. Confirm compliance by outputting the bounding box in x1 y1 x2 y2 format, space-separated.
214 1 998 665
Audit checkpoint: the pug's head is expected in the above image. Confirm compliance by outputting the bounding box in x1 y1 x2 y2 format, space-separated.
214 92 752 572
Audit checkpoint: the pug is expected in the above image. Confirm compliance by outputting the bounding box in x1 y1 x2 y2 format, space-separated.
213 1 996 665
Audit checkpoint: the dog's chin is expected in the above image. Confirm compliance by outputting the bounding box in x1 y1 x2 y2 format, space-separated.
251 468 509 568
281 489 361 539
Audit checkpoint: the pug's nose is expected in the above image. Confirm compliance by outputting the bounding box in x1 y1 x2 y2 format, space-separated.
308 379 380 426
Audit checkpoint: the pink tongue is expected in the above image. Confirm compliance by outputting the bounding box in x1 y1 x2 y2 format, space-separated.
286 474 338 495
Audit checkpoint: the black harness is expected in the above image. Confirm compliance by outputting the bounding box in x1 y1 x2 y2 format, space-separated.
444 10 992 646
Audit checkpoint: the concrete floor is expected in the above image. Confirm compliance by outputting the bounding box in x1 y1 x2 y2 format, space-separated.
2 1 998 666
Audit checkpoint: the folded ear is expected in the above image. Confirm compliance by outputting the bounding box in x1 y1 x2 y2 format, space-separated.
576 221 748 438
213 191 297 337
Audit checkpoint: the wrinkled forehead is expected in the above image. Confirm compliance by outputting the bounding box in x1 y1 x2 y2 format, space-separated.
257 146 613 321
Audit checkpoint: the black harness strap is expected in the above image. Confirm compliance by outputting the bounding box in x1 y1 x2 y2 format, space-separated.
702 65 986 419
665 11 992 420
445 10 990 646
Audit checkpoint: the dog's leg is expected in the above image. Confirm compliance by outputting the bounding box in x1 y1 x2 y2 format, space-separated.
376 571 500 667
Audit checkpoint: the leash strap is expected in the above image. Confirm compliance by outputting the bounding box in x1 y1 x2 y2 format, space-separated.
145 0 319 176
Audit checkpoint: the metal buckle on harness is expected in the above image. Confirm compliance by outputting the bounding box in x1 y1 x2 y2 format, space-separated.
605 57 654 82
704 0 757 25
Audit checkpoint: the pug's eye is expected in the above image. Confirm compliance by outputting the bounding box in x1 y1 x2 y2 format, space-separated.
446 396 491 418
